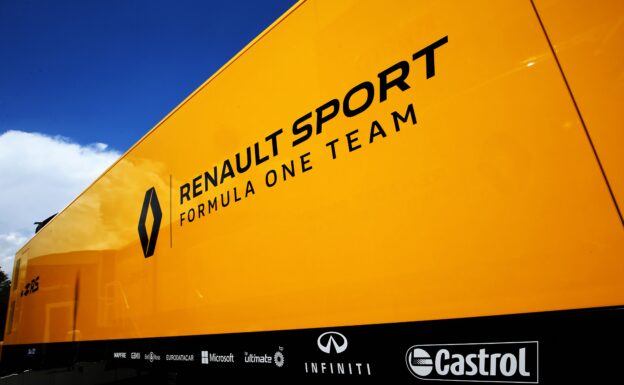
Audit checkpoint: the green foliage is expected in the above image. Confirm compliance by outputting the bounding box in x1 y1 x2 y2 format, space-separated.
0 267 11 340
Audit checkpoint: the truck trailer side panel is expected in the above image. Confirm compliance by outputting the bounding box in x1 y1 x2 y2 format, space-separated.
2 1 623 383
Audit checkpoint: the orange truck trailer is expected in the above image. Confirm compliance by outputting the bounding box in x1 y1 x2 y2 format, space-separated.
1 0 623 384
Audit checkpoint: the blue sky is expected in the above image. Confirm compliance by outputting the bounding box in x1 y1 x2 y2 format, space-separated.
0 0 297 275
0 0 296 151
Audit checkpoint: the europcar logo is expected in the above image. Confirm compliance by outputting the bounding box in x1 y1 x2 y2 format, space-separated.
406 341 538 383
138 187 162 258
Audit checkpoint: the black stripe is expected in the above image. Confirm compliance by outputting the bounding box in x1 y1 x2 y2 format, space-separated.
1 306 623 384
530 0 624 227
170 174 173 248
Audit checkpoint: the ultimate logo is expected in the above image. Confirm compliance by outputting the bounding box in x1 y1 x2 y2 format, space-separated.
138 187 162 258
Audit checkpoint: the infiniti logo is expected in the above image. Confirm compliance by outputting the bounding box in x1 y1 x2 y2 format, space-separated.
305 331 371 376
317 331 348 354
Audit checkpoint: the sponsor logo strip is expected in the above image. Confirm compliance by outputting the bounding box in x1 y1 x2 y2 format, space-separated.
1 306 623 383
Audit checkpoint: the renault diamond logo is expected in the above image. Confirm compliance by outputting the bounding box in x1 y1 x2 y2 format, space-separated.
317 331 348 354
138 187 162 258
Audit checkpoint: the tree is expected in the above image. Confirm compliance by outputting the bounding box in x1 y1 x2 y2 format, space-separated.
0 268 11 339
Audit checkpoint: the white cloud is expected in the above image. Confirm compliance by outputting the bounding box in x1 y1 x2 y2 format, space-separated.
0 130 120 278
0 232 28 277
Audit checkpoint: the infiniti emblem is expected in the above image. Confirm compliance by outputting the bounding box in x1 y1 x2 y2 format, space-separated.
317 331 348 354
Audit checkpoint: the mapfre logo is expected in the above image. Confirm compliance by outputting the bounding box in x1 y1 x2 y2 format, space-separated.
317 331 348 354
138 187 162 258
406 341 538 383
